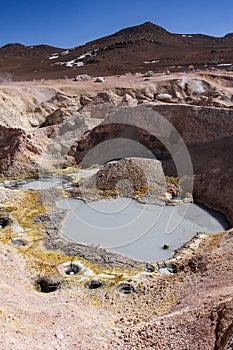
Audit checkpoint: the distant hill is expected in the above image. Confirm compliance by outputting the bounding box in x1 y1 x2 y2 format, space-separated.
1 21 233 81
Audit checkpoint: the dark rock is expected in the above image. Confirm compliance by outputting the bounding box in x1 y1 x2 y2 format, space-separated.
163 244 170 250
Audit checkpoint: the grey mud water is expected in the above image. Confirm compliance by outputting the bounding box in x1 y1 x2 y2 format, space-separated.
57 197 229 262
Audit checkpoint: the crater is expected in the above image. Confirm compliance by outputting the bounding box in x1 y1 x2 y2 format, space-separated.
35 277 60 293
0 217 10 229
145 264 155 273
157 263 178 275
65 262 81 275
60 261 85 275
57 197 229 262
87 279 103 289
117 282 136 294
11 239 26 246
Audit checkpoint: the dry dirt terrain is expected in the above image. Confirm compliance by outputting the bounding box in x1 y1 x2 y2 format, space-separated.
0 70 232 349
1 22 233 81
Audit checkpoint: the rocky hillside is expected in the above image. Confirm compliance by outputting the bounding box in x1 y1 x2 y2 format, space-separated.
1 22 233 80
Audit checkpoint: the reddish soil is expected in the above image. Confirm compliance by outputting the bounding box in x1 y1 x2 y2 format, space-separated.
1 22 233 81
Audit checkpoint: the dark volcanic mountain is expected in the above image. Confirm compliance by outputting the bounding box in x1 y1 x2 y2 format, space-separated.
1 22 233 81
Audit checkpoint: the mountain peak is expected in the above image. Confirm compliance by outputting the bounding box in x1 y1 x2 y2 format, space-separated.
140 21 166 30
224 32 233 38
1 43 26 49
113 21 169 38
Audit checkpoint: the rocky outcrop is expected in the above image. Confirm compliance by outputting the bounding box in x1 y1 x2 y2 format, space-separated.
76 158 168 203
152 104 233 145
0 86 83 129
68 122 158 165
39 106 78 127
0 126 53 178
69 103 233 161
0 127 48 178
190 137 233 225
0 85 58 129
154 77 233 107
93 90 122 105
163 136 233 226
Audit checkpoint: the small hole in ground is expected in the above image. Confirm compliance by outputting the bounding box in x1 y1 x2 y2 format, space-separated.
11 239 26 246
88 280 103 289
118 282 136 294
145 264 155 273
157 263 178 275
35 277 60 293
0 217 10 229
64 262 81 275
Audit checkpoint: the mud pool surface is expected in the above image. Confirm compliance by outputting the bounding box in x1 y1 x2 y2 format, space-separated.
57 197 230 262
4 176 68 190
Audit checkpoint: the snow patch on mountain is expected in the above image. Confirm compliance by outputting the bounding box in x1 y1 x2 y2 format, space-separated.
49 55 59 60
144 59 160 64
50 49 100 68
55 60 85 67
182 35 193 38
217 63 233 67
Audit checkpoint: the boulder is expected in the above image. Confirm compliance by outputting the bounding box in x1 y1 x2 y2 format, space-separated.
156 93 172 102
39 108 73 127
188 65 195 72
94 77 105 83
80 96 93 106
74 74 92 81
93 91 122 105
143 71 153 77
122 93 138 106
0 126 47 178
78 157 167 204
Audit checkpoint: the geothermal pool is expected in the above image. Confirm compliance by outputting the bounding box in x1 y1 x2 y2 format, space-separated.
57 197 230 262
4 176 67 190
4 170 99 191
20 177 65 190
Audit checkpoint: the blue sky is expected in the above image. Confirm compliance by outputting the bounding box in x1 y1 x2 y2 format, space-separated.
0 0 233 48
